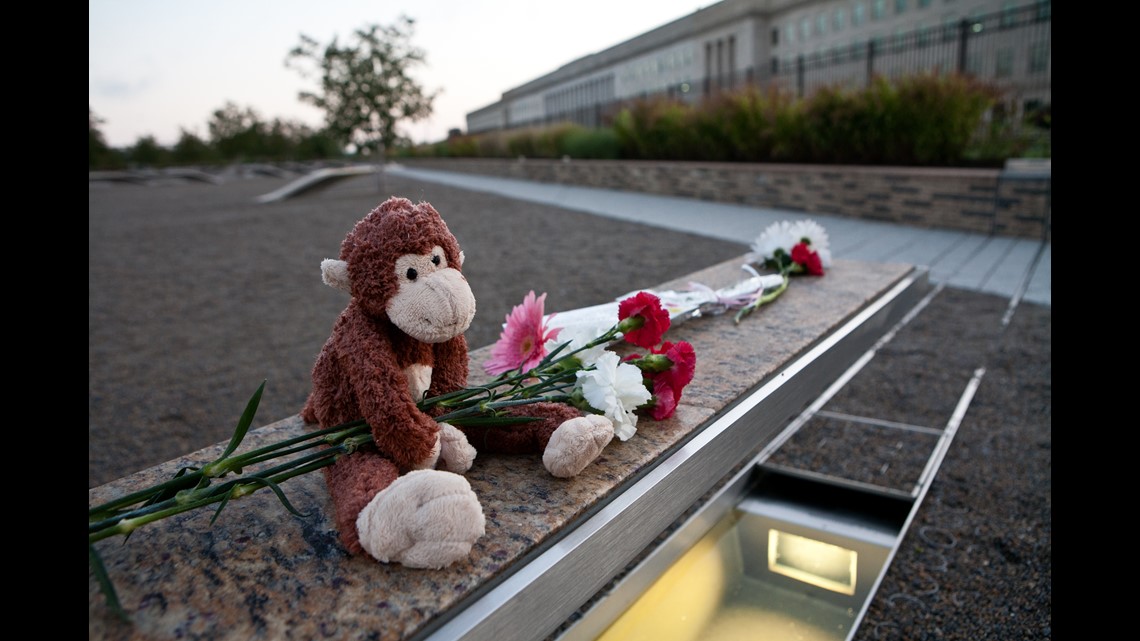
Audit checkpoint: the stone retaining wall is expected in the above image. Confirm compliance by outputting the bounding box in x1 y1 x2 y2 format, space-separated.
397 157 1051 241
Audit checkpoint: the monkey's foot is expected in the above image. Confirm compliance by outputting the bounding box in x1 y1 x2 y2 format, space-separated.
356 469 485 569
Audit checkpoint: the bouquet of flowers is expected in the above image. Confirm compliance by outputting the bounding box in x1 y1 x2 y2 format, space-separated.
483 290 697 441
732 219 831 323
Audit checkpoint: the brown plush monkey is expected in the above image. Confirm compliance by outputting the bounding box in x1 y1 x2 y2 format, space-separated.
302 197 612 569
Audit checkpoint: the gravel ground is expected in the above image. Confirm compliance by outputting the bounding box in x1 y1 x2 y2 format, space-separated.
88 169 1050 640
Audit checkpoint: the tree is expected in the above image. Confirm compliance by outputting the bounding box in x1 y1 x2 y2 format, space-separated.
127 135 169 168
90 108 126 170
286 16 438 159
171 128 217 166
207 102 267 161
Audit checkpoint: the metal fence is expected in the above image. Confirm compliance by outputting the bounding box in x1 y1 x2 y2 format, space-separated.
528 1 1050 132
765 1 1052 110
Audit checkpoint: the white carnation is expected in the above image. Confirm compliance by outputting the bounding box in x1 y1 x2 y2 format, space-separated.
575 352 652 441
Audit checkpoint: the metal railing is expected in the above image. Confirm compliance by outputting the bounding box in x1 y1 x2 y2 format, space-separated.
519 1 1050 132
767 1 1051 106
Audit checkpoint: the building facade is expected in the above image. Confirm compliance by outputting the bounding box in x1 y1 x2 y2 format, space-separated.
465 0 1051 135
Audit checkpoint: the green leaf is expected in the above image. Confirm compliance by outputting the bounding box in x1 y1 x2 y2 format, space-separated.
209 487 235 526
90 544 129 622
219 380 266 459
141 466 203 509
229 477 312 518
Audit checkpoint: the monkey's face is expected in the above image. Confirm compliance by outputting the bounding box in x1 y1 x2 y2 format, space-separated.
386 245 475 343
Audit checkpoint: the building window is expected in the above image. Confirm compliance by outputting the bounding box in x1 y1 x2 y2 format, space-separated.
785 24 795 44
995 48 1014 77
833 7 846 31
964 52 983 75
873 0 887 20
1028 41 1048 73
1035 0 1051 21
942 15 959 41
771 57 779 74
1000 1 1017 28
799 17 811 39
919 0 932 7
853 3 867 26
816 12 828 35
716 39 724 88
915 20 931 46
892 27 907 50
771 27 780 46
895 0 907 14
728 36 736 86
705 42 713 93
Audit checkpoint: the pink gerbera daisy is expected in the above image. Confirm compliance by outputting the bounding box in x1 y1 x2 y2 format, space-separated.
483 291 562 376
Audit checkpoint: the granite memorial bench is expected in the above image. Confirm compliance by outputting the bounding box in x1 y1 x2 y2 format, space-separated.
90 255 929 641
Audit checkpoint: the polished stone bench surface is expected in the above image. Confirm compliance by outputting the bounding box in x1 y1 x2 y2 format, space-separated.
89 256 921 641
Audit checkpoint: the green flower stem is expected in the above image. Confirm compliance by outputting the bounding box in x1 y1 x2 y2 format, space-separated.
89 435 372 543
91 317 629 614
88 419 369 519
733 273 790 324
435 394 572 423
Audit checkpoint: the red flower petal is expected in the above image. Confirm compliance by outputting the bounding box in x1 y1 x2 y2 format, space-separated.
791 243 825 276
618 291 671 349
649 379 678 420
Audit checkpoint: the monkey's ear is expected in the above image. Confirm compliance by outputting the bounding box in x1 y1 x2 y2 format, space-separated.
320 258 351 292
458 250 465 268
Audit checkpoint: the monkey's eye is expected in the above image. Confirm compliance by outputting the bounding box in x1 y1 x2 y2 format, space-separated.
406 268 418 281
432 254 441 266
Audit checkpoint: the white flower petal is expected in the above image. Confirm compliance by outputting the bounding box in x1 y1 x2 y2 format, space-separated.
576 353 651 441
752 219 832 268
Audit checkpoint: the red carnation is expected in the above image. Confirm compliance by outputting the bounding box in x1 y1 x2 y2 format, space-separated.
617 291 671 349
642 341 697 420
791 242 824 276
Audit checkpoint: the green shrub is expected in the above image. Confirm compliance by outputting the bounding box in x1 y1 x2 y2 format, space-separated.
963 103 1051 165
698 86 799 162
419 72 1034 167
799 84 866 163
613 97 703 160
561 127 621 159
892 72 1000 165
506 129 539 157
476 132 509 157
445 135 481 157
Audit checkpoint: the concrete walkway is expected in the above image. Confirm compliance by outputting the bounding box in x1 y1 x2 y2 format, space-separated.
384 164 1051 308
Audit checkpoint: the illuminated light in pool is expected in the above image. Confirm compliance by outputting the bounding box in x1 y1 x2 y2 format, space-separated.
593 515 733 641
768 529 858 595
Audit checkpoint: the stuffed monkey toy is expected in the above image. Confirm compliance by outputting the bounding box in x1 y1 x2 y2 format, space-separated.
301 197 613 569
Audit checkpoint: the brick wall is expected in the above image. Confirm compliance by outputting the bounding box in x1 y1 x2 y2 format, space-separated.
396 158 1051 241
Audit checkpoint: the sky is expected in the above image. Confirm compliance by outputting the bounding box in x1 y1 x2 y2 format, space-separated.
89 1 709 149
